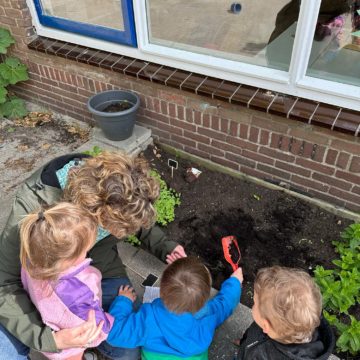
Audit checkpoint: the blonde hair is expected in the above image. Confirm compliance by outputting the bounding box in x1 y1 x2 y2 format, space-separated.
63 152 159 239
20 202 97 281
160 257 212 314
254 266 322 344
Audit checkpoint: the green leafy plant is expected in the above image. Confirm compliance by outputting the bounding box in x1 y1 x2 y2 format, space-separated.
0 28 28 118
125 234 141 247
83 145 103 157
150 169 181 226
314 223 360 356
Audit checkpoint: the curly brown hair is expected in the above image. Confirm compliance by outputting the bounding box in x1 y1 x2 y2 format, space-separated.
63 151 159 239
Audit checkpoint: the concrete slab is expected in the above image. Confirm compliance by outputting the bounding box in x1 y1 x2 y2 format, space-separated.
77 125 153 157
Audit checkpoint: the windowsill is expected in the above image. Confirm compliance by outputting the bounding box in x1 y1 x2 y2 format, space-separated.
28 36 360 137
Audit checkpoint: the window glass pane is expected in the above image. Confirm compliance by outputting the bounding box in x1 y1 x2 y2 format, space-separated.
307 0 360 87
146 0 301 72
40 0 124 31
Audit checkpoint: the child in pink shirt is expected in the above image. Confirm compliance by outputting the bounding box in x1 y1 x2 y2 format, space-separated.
20 202 113 360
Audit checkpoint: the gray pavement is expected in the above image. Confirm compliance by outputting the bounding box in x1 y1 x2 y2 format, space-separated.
1 107 340 359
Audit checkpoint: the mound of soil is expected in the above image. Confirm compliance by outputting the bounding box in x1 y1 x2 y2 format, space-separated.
144 145 352 307
103 101 133 112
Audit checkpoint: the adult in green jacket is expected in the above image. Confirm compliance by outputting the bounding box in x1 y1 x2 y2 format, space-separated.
0 151 186 359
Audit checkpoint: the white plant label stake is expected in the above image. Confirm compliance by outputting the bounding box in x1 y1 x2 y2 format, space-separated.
168 159 178 178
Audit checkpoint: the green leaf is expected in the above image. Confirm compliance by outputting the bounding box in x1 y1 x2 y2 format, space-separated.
0 97 27 119
0 28 15 54
0 57 29 85
0 86 7 104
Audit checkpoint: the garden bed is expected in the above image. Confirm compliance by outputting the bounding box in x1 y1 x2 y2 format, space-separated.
144 145 353 307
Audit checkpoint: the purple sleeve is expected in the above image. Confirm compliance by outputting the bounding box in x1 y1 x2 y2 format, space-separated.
55 277 112 333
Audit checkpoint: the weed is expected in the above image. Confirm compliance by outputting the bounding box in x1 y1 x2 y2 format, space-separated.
0 28 28 118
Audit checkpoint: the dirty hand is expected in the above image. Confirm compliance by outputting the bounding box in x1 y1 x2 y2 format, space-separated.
118 285 137 302
53 310 104 349
231 267 244 284
166 245 187 264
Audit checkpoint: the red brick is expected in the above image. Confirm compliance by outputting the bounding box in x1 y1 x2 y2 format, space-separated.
331 139 360 154
270 133 280 148
252 116 288 133
279 136 291 152
249 127 259 143
144 109 169 124
259 130 270 145
153 98 160 113
186 108 194 123
308 189 345 208
78 88 94 98
177 105 184 120
211 156 239 171
289 138 301 156
152 128 170 140
350 156 360 173
171 134 196 148
243 149 274 166
352 185 360 195
160 100 168 115
220 118 229 134
302 142 313 158
161 138 184 150
292 175 329 193
259 147 295 163
170 118 196 132
226 152 256 168
240 166 268 180
336 152 350 170
211 115 220 131
229 121 239 137
184 146 210 160
0 15 17 26
257 164 291 180
137 116 158 129
198 143 224 157
335 170 360 185
212 139 241 154
239 124 249 139
312 173 352 191
157 120 181 135
158 90 186 106
325 149 338 165
345 202 360 213
184 130 210 144
203 114 210 128
275 161 311 177
312 145 326 163
329 187 360 204
194 111 202 125
169 103 176 117
227 136 258 152
296 158 335 175
198 127 226 142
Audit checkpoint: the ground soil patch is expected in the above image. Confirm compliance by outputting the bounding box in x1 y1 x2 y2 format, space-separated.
144 145 353 307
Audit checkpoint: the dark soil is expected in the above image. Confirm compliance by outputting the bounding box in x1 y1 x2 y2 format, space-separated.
143 145 353 308
103 101 133 112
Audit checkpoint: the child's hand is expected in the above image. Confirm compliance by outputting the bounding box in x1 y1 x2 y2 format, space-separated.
231 267 243 284
118 285 137 302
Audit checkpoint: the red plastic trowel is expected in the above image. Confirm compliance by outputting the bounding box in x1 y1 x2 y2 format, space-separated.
221 236 241 272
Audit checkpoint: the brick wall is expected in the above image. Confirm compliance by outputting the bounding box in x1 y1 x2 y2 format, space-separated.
2 1 360 213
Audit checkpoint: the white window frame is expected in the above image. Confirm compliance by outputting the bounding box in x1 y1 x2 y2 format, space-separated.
27 0 360 111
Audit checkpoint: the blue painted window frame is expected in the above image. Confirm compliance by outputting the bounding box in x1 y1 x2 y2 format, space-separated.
33 0 137 47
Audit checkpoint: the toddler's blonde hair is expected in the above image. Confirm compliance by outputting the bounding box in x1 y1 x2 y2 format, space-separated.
254 266 322 344
20 202 97 281
63 151 159 239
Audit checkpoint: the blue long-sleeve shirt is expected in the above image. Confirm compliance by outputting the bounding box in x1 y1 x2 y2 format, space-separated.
108 277 241 359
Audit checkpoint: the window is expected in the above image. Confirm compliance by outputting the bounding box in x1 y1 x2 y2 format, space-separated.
33 0 137 46
307 0 360 87
28 0 360 111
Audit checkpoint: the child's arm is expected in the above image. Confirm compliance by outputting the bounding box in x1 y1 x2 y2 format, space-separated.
107 286 148 348
207 268 243 327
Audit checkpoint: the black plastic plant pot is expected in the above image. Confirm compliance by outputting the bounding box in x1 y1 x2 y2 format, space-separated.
87 90 140 141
